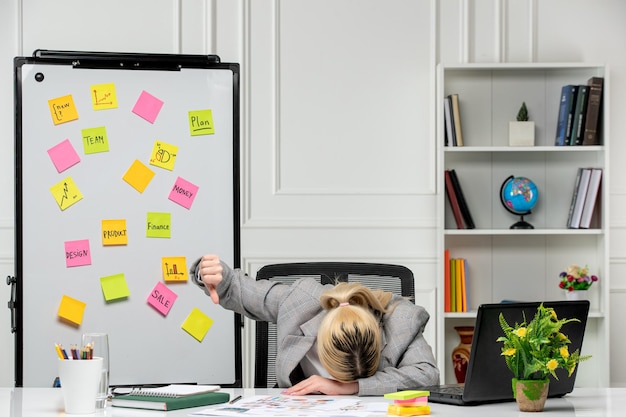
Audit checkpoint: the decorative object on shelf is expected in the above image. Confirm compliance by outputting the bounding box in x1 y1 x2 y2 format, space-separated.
451 326 474 383
509 102 535 146
499 176 538 229
497 304 591 412
559 264 598 300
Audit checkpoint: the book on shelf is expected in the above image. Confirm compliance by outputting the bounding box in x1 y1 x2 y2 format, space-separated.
579 168 602 229
448 169 475 229
455 258 463 312
570 85 589 146
111 384 229 411
444 249 451 313
582 77 604 146
567 168 592 229
446 256 468 313
444 95 456 146
450 93 464 146
555 84 578 146
449 257 456 312
444 170 465 229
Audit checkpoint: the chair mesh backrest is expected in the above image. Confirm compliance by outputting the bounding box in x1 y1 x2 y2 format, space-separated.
253 262 415 388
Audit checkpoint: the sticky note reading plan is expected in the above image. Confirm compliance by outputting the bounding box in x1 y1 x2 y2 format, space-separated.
48 94 79 125
102 219 128 245
148 282 178 316
65 239 91 267
168 177 199 209
57 295 87 325
181 308 213 342
188 109 215 136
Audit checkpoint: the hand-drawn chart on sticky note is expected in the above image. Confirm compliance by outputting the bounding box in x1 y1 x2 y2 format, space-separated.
188 109 215 136
48 94 79 125
181 307 214 342
64 239 91 268
162 256 188 282
122 159 155 193
149 140 178 171
90 82 118 110
148 281 178 316
50 176 83 211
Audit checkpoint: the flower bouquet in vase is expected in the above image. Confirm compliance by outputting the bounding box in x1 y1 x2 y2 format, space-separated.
559 264 598 301
497 304 591 412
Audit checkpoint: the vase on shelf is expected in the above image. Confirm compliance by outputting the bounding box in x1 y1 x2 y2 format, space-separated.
512 378 549 412
564 290 588 301
451 326 474 383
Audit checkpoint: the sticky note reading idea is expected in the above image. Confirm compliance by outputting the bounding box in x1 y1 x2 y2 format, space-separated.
102 219 128 245
148 281 178 316
181 308 213 342
57 295 86 325
48 94 79 125
188 109 215 136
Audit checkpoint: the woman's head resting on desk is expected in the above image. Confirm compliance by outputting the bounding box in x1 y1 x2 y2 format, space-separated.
317 282 393 382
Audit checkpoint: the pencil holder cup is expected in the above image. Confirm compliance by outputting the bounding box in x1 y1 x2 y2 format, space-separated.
57 356 103 414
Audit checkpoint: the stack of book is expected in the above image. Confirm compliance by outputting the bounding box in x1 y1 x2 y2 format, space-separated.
444 169 474 229
111 384 229 411
444 93 464 147
567 167 603 229
444 250 469 313
555 77 604 146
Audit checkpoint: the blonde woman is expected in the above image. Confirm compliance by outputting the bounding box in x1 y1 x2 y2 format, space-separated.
192 254 439 396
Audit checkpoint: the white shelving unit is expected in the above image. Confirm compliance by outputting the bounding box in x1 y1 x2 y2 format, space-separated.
436 63 609 387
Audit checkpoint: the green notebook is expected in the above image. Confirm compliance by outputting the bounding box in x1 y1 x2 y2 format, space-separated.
112 388 230 411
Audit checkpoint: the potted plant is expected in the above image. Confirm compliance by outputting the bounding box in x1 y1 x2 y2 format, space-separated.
559 264 598 300
509 102 535 146
497 304 591 412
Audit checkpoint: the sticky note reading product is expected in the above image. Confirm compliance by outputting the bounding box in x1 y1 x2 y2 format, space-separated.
188 109 215 136
64 239 91 267
100 273 130 301
122 159 155 193
81 126 109 154
149 140 178 171
102 219 128 245
47 139 81 173
181 308 214 342
146 212 171 238
57 295 87 325
90 83 118 110
148 282 178 316
132 90 164 123
162 256 188 282
50 176 83 211
48 94 79 125
168 177 199 209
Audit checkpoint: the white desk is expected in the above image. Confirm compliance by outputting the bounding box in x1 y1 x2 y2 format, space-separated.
1 387 624 416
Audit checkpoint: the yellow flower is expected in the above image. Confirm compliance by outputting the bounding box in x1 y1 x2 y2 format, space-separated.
503 348 516 356
513 327 527 338
547 359 559 371
558 332 568 341
550 310 558 320
560 347 570 358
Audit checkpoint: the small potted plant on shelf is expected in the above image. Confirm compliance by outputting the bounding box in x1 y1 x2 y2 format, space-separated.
509 101 535 146
497 304 590 412
559 264 598 300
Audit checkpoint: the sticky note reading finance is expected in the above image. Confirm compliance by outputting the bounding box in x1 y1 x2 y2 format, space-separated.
146 212 171 238
65 239 91 267
48 94 79 125
181 308 213 342
47 139 81 173
91 83 118 110
162 256 188 282
148 281 178 316
102 219 128 245
132 90 164 124
168 177 199 210
50 176 83 211
58 295 87 325
100 273 130 301
149 140 178 171
122 159 155 193
82 126 110 154
188 109 215 136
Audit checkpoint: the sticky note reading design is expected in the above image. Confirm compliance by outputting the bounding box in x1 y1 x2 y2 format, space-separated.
82 126 110 154
91 83 118 110
168 177 199 210
47 139 81 173
100 273 130 301
58 295 87 325
146 212 171 238
65 239 91 268
181 307 214 342
188 109 215 136
102 219 128 245
162 256 188 282
48 94 79 125
50 176 83 211
122 159 155 193
132 90 164 124
149 140 178 171
148 281 178 316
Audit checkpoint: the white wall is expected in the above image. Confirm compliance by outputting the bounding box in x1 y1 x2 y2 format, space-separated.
1 0 625 388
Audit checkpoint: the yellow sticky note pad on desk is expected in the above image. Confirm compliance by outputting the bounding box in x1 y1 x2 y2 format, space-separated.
181 308 213 342
100 273 130 301
387 404 430 416
57 295 87 325
384 390 430 400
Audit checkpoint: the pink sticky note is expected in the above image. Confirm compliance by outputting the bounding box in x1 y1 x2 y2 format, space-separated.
132 90 164 124
168 177 199 210
47 139 81 173
64 239 91 267
147 281 177 316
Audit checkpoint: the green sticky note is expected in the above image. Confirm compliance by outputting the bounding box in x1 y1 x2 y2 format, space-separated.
82 126 109 154
384 390 430 400
100 273 130 301
188 109 215 136
146 212 171 238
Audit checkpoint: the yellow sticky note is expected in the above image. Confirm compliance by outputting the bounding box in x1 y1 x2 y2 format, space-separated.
123 159 155 193
181 308 213 342
50 176 83 211
102 219 128 245
57 295 86 325
149 140 178 171
188 109 215 136
384 390 430 400
162 256 188 282
48 94 79 125
82 126 110 154
100 273 130 301
91 83 118 110
387 404 430 416
146 212 171 238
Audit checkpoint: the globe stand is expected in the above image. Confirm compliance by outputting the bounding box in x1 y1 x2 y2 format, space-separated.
510 214 534 229
500 175 538 230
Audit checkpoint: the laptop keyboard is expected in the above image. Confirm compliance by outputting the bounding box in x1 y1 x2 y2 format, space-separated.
427 384 464 395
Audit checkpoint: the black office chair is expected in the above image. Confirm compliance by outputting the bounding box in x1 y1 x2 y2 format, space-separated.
253 262 415 388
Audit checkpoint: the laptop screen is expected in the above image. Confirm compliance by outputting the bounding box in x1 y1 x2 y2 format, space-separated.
462 300 590 403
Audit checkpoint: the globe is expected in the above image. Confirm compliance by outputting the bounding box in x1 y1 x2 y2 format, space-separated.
500 175 538 229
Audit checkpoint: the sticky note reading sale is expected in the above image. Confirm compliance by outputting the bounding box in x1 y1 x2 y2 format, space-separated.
181 308 214 342
148 282 178 316
168 177 199 209
48 94 79 125
102 219 128 245
132 90 164 124
100 273 130 301
162 256 188 282
122 159 155 193
57 295 86 325
188 109 215 136
47 139 81 173
65 239 91 267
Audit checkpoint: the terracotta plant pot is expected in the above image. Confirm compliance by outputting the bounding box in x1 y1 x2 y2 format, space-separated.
513 378 549 412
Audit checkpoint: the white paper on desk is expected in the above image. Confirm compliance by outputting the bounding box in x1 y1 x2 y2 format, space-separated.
189 395 387 417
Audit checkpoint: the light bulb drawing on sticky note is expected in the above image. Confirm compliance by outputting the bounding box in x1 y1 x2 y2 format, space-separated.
57 295 87 326
162 256 188 282
48 94 79 125
100 273 130 301
149 140 178 171
188 109 215 136
181 307 214 342
50 176 83 211
148 281 178 316
91 82 118 110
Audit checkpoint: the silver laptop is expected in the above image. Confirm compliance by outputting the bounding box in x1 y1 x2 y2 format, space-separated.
426 300 590 406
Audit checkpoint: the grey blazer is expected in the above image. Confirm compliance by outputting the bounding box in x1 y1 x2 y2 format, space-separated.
192 260 439 396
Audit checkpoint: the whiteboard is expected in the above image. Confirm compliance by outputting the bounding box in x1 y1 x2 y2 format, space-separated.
14 51 241 387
